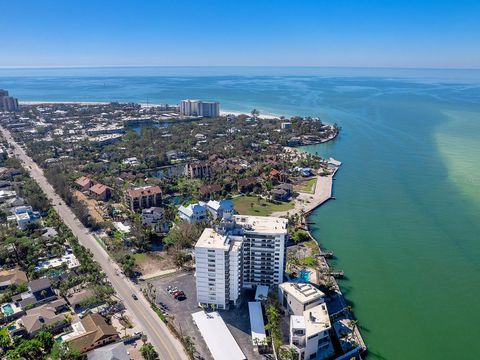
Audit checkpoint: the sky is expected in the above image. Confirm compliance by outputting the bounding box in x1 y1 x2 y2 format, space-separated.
1 0 479 68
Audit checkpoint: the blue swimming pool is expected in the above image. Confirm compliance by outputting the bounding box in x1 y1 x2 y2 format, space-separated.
300 270 311 282
2 304 14 316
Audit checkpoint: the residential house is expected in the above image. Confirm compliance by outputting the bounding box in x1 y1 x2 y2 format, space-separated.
14 299 69 338
185 161 212 179
89 183 112 201
278 283 325 316
124 185 162 211
237 177 260 193
75 176 94 192
87 342 129 360
289 303 334 360
178 203 207 223
14 205 40 230
205 199 234 220
13 278 57 308
141 207 169 233
68 314 120 353
66 288 98 311
199 183 222 198
0 268 28 290
272 184 293 202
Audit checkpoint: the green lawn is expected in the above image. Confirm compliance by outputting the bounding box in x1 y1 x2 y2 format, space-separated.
233 195 294 216
293 177 317 194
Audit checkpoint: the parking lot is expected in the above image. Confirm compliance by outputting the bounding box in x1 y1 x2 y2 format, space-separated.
146 270 212 360
146 270 266 360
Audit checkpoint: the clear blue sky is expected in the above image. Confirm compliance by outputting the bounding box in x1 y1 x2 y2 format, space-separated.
1 0 479 68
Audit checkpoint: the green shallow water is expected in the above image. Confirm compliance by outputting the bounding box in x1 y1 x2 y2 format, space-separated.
303 86 480 360
1 67 479 359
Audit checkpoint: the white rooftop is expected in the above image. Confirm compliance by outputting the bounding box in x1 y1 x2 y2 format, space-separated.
192 311 246 360
280 282 325 304
291 315 306 329
233 215 288 234
304 303 331 336
248 302 266 345
195 228 229 250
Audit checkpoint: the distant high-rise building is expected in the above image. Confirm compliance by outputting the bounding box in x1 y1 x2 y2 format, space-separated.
179 99 220 118
0 89 19 112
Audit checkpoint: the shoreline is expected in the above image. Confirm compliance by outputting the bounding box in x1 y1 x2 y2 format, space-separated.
19 101 280 119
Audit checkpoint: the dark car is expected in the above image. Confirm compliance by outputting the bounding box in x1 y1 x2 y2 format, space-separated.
132 294 138 300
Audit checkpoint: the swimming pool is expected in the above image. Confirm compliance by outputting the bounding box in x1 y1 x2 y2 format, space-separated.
2 304 14 316
299 269 311 282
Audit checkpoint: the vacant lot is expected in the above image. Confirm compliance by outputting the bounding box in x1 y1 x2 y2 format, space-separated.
233 195 294 216
293 177 317 194
134 252 175 277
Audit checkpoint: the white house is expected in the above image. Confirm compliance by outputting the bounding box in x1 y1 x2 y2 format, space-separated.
278 282 325 316
141 207 169 233
14 206 40 229
290 303 334 360
205 199 234 220
178 202 207 223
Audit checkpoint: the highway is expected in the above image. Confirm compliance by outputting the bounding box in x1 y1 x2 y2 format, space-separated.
0 126 187 360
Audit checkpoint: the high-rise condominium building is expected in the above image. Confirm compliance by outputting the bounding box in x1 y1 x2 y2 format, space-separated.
0 89 19 112
194 215 288 309
179 99 220 118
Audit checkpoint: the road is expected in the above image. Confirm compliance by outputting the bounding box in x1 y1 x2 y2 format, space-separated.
0 126 187 360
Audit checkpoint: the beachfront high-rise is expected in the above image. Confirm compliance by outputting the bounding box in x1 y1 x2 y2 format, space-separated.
194 215 288 309
180 99 220 118
0 89 19 112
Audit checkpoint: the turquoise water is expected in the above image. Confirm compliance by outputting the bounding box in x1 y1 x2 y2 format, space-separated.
2 304 14 316
1 67 479 359
299 269 311 283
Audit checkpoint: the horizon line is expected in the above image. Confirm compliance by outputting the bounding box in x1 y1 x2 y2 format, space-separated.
0 65 479 71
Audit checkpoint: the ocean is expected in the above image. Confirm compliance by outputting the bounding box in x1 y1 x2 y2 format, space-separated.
1 66 479 359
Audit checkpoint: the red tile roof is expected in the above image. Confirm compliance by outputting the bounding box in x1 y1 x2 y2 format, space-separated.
126 185 162 198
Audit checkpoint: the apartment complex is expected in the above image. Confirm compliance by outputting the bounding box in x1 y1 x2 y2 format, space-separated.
194 215 288 309
180 99 220 118
124 185 162 211
0 89 19 112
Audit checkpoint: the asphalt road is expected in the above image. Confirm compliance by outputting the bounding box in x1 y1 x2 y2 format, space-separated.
0 126 187 360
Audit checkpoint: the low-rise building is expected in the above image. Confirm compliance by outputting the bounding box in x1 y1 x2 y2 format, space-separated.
87 342 129 360
125 185 162 211
67 314 120 353
13 205 40 229
185 161 212 178
205 199 234 219
15 299 69 337
13 278 57 308
279 282 325 316
89 183 112 201
141 207 169 233
0 268 28 290
178 203 207 223
75 176 94 191
289 303 334 360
